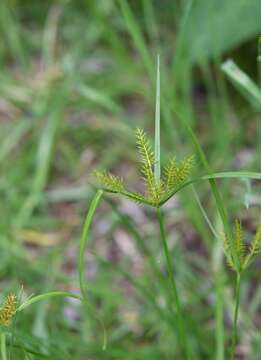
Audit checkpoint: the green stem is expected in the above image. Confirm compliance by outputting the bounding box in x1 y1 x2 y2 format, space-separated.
1 332 7 360
78 189 104 300
230 272 241 360
78 189 107 350
215 271 225 360
156 208 190 359
257 36 261 88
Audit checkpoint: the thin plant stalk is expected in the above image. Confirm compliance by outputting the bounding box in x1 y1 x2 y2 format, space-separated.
78 189 104 300
0 332 7 360
258 37 261 87
78 189 107 351
215 270 225 360
230 272 241 359
156 207 190 359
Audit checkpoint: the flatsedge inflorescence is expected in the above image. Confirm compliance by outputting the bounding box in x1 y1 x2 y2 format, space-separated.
93 128 194 207
223 220 261 273
0 293 17 327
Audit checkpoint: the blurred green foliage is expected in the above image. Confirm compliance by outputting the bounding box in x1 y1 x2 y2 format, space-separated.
0 0 260 359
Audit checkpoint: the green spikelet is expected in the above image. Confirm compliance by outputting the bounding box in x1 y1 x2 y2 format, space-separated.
164 155 194 193
250 224 261 255
93 170 125 193
164 157 179 191
223 220 245 272
243 224 261 269
177 155 194 185
136 127 155 182
136 128 162 205
234 220 245 266
223 221 261 272
223 233 237 271
0 293 17 326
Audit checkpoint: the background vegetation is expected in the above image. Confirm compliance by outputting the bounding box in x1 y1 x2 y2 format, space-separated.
0 0 260 358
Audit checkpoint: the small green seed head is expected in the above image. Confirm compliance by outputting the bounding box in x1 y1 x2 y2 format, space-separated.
0 293 17 326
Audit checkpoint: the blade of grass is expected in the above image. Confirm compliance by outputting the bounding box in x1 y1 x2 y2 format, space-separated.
169 112 243 270
154 54 161 183
78 84 121 114
192 187 225 359
159 171 261 206
118 0 153 78
221 60 261 110
191 186 219 240
215 268 225 360
78 189 104 301
257 36 261 89
230 273 241 359
157 208 191 359
118 0 175 142
17 292 82 312
14 102 64 229
78 189 107 350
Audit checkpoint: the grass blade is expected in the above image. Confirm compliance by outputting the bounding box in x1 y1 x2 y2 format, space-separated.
160 171 261 205
118 0 175 141
154 54 161 183
78 189 107 350
118 0 153 78
173 113 242 270
258 36 261 87
17 292 82 312
78 189 104 300
157 208 191 359
14 104 64 229
221 59 261 110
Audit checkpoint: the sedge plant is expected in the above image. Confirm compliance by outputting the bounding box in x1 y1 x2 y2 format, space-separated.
93 128 194 358
222 220 261 359
92 57 194 359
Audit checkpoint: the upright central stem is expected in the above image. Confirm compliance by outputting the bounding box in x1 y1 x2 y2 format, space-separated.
156 207 190 359
230 272 241 359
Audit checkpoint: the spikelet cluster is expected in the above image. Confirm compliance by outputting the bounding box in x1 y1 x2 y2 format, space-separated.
0 293 17 326
135 128 164 205
223 221 261 273
244 224 261 268
164 155 194 194
93 170 125 193
93 128 194 207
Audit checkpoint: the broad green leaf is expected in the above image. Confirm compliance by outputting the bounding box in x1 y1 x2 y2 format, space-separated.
183 0 261 63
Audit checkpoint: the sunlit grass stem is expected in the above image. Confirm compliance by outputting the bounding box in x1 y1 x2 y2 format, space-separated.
156 207 191 359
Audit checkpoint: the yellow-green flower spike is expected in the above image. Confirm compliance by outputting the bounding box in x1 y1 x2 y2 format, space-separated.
93 128 194 208
0 293 17 326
